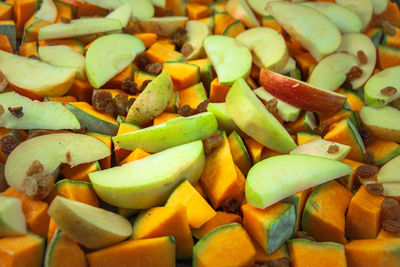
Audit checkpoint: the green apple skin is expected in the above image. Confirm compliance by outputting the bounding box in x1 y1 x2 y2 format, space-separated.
38 18 122 40
136 16 188 37
290 139 351 161
336 0 372 30
122 0 154 19
226 78 296 153
114 112 217 153
126 70 172 125
5 133 110 192
183 20 210 60
364 65 400 107
0 92 80 130
48 196 132 250
0 196 27 237
89 141 205 209
106 3 131 27
204 35 252 85
378 156 400 183
86 34 145 88
206 103 244 135
246 154 353 209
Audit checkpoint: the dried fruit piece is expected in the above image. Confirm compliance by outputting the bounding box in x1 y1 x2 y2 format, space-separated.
60 17 71 24
357 50 368 65
312 121 330 136
203 134 224 154
265 98 279 117
92 90 113 113
382 219 400 232
178 105 194 117
26 160 44 177
145 62 162 76
139 80 152 92
364 150 375 165
121 77 138 95
8 107 24 118
136 55 149 71
222 197 241 215
327 144 339 154
381 198 400 221
382 19 396 36
170 27 187 47
181 44 194 57
0 135 18 154
380 86 397 96
196 99 210 113
355 164 379 179
366 183 384 196
21 173 54 200
346 66 363 80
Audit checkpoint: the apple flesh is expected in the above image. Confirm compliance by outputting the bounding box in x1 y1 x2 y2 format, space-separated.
0 196 27 237
206 102 243 135
122 0 154 19
290 139 351 161
378 156 400 183
5 133 110 192
226 78 296 153
48 196 132 249
204 35 252 85
90 141 205 209
336 0 373 30
246 154 353 208
266 1 341 61
0 50 76 98
106 3 132 27
114 112 218 153
136 16 188 37
183 20 210 60
35 0 57 23
247 0 282 17
86 34 145 88
370 0 388 15
85 0 122 10
0 92 80 130
226 0 260 28
259 69 347 114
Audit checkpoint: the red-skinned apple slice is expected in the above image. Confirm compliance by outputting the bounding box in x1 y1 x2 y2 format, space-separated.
58 0 84 6
259 69 347 114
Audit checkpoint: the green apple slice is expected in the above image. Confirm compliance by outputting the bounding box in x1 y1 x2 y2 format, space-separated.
0 92 80 130
370 0 388 15
253 87 300 122
247 0 282 16
336 0 373 30
360 106 400 143
337 33 376 89
39 45 86 81
114 112 217 153
204 35 252 85
136 16 188 37
381 182 400 197
48 196 132 249
122 0 154 19
302 2 362 33
183 20 210 60
106 3 132 27
0 50 76 97
266 1 341 61
38 18 122 40
308 53 359 92
126 70 172 125
5 133 110 192
85 0 122 10
290 139 351 161
226 0 260 28
364 65 400 106
378 156 400 183
35 0 57 22
246 155 353 208
86 34 145 88
236 27 288 72
279 57 296 75
226 78 296 153
206 103 243 135
90 141 205 209
0 196 27 237
150 0 165 8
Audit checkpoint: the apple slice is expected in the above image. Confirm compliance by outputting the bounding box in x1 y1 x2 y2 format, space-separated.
106 3 132 27
89 141 205 209
206 102 243 135
382 183 400 197
85 0 122 10
336 0 373 30
204 35 252 85
48 196 132 249
247 0 282 16
259 69 347 114
360 106 400 143
364 65 400 107
236 27 289 72
136 16 188 37
86 34 145 88
5 133 110 192
226 0 260 28
290 139 351 161
35 0 57 23
38 18 121 40
377 156 400 183
114 112 217 153
182 20 210 60
246 154 353 208
301 2 362 33
0 92 80 130
122 0 154 19
370 0 388 15
266 1 341 61
58 0 83 6
279 57 296 75
226 78 296 153
39 45 86 81
308 53 359 92
0 50 76 98
0 196 27 237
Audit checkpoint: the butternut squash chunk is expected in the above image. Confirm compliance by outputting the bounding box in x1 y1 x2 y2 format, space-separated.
153 112 181 125
253 242 289 264
119 148 150 166
209 77 231 103
178 82 207 109
145 42 183 63
244 137 264 164
378 44 400 70
0 2 12 20
283 189 312 232
59 162 101 183
228 130 252 175
163 61 200 91
186 3 209 20
14 0 36 35
103 64 133 89
367 136 400 166
341 158 363 191
68 80 94 103
133 33 158 48
214 12 236 35
0 34 12 52
297 132 321 146
86 132 112 170
18 41 38 58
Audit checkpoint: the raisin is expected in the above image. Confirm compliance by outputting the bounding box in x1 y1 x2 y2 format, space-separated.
341 79 353 91
92 90 113 112
364 150 375 165
139 80 152 92
0 135 18 154
381 86 397 96
126 98 136 113
382 219 400 232
60 17 71 24
181 44 194 57
136 55 149 71
114 93 129 116
170 27 187 46
196 99 210 113
357 50 368 65
178 105 194 117
381 198 400 221
347 66 363 80
360 127 370 146
313 121 330 137
121 77 138 95
265 98 279 117
284 125 297 135
382 19 396 36
366 183 384 196
355 164 379 179
266 257 291 267
0 104 4 115
222 197 241 215
122 24 140 34
145 62 162 76
21 173 54 200
294 231 315 241
8 106 24 118
73 127 88 134
0 71 7 91
26 160 44 177
203 134 224 154
327 144 339 154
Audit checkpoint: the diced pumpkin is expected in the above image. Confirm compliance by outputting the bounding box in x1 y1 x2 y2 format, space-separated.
383 26 400 48
367 136 400 166
134 33 158 48
193 182 207 200
208 0 227 13
199 131 241 209
1 187 50 238
260 147 283 161
0 20 16 52
186 3 209 20
163 61 200 91
193 223 256 267
44 95 77 104
188 58 214 90
145 42 184 63
14 0 36 35
214 12 236 35
75 2 108 18
153 112 181 125
103 64 133 89
262 16 283 34
166 0 186 15
0 34 12 52
22 17 50 43
318 108 360 132
18 41 38 58
114 122 141 164
68 80 94 103
234 165 246 204
341 158 363 191
133 205 193 259
222 20 245 38
228 130 252 175
59 162 101 183
297 132 321 146
378 1 400 27
377 44 400 70
0 2 12 20
288 238 347 267
54 0 73 23
337 89 365 113
87 236 176 267
253 241 289 264
324 117 366 162
0 232 45 267
302 181 352 244
119 148 150 166
47 218 57 243
244 137 264 164
378 228 400 239
209 77 231 103
133 70 156 89
294 52 317 78
166 179 216 229
283 189 312 232
178 82 207 109
345 238 400 267
155 39 176 50
286 40 306 59
86 132 112 170
346 185 384 239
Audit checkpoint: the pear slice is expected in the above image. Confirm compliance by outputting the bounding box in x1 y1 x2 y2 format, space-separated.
182 20 210 60
106 3 132 27
266 1 341 61
378 156 400 183
0 196 27 237
290 139 351 161
236 27 288 72
204 35 252 85
122 0 154 19
48 196 132 249
0 92 80 130
5 133 110 192
35 0 57 22
86 34 145 88
336 0 373 30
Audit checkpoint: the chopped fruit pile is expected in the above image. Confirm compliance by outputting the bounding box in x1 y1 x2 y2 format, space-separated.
1 0 400 266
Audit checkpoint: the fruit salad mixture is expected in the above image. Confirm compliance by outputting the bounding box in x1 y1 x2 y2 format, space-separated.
0 0 400 266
